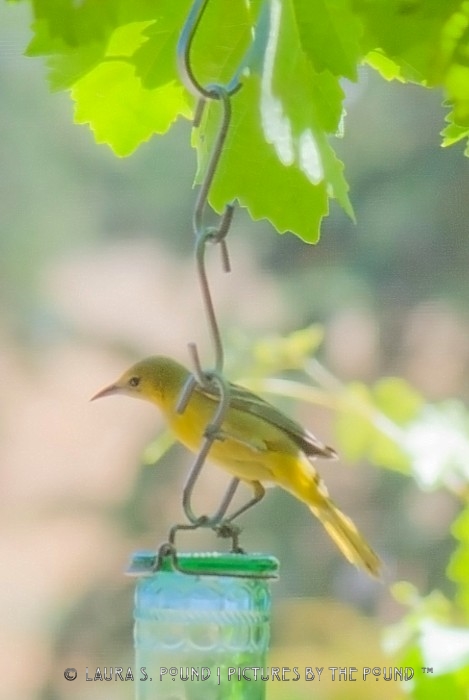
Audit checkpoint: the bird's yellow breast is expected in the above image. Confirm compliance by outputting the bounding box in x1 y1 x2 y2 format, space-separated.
159 387 300 485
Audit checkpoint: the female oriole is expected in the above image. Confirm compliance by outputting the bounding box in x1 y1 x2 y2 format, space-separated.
92 355 380 577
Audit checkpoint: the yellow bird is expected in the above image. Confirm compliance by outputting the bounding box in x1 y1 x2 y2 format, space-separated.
92 355 381 577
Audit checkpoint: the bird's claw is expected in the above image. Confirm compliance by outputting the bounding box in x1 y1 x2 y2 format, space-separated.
203 424 226 442
214 521 244 553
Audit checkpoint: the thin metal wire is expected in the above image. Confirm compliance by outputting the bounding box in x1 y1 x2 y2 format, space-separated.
176 0 242 100
193 88 233 236
172 0 246 531
179 7 236 375
170 0 273 546
180 371 233 525
195 224 232 372
168 519 244 555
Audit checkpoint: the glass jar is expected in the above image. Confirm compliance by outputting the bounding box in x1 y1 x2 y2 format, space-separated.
128 550 279 700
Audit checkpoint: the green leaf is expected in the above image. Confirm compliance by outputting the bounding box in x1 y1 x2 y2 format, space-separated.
364 49 406 82
14 0 469 246
451 506 469 542
186 0 263 89
335 380 411 472
195 76 325 241
253 325 324 372
135 0 262 91
107 19 153 56
445 63 469 126
385 586 469 698
439 5 469 127
29 19 155 92
373 377 424 424
194 0 353 242
448 505 469 616
292 0 363 80
448 545 469 585
133 0 261 97
132 1 190 89
27 19 105 90
356 0 469 149
441 109 469 149
31 0 118 47
368 430 410 472
26 0 182 90
407 664 468 700
356 0 461 84
72 60 192 155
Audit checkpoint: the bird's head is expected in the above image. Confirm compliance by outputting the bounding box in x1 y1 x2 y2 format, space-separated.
91 355 186 405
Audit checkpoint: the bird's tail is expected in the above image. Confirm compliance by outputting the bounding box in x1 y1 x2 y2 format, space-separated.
309 498 381 578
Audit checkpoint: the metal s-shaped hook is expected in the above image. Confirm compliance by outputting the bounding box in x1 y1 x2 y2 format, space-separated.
193 87 234 235
177 0 242 101
171 0 251 537
178 369 240 526
179 1 241 374
191 86 236 373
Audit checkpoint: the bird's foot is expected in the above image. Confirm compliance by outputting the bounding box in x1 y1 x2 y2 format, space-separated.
214 521 244 553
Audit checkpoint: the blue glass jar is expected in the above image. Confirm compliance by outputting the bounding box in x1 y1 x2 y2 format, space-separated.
128 550 279 699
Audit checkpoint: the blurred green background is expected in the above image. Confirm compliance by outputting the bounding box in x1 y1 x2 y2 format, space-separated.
1 2 469 699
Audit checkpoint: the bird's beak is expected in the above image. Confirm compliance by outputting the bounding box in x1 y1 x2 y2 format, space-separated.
90 383 119 401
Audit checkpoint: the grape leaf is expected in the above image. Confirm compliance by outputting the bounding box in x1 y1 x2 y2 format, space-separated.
441 110 469 151
30 0 118 47
448 506 469 616
193 0 353 242
355 0 461 83
72 60 192 156
27 19 105 90
335 379 421 472
16 0 469 242
292 0 363 80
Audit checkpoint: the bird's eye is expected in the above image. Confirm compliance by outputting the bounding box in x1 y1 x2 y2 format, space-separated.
128 376 140 388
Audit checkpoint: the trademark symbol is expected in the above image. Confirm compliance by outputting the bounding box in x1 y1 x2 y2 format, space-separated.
421 667 433 674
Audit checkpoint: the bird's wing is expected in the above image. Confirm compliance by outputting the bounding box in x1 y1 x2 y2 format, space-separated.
198 380 337 460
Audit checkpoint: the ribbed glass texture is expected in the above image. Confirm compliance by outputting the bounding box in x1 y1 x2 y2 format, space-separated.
132 552 278 700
